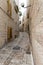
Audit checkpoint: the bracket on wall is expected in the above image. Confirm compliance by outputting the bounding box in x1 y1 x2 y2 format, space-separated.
21 3 31 8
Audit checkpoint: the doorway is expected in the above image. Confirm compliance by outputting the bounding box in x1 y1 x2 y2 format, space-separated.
7 27 12 41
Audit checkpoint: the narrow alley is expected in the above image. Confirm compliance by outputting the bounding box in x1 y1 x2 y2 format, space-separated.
0 32 33 65
0 0 43 65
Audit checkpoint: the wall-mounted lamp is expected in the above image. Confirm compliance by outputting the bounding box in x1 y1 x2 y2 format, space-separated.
18 11 22 16
13 0 22 16
21 3 31 8
14 5 22 16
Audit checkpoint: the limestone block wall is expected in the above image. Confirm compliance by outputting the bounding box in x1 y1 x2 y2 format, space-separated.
0 9 14 48
0 0 19 48
0 0 19 30
29 0 43 65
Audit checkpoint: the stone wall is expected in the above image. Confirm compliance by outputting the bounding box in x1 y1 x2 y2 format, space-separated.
0 0 19 48
28 0 43 65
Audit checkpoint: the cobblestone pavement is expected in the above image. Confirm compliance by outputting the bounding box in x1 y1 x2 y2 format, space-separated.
0 32 34 65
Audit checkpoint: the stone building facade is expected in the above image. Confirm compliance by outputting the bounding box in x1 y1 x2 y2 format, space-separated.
0 0 19 48
28 0 43 65
19 0 43 64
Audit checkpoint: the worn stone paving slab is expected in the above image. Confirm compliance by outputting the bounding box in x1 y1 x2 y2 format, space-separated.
0 32 33 65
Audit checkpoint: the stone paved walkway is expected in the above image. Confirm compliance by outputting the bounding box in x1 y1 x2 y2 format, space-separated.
0 32 34 65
